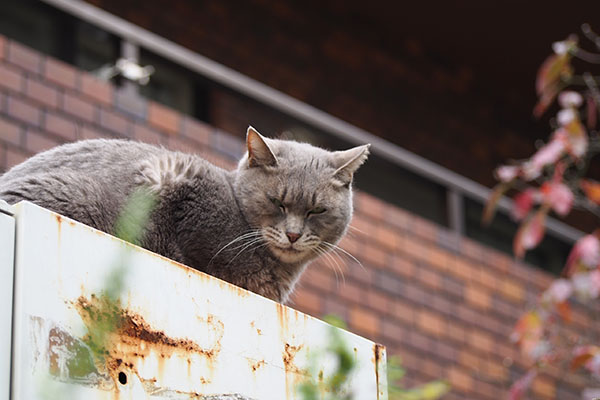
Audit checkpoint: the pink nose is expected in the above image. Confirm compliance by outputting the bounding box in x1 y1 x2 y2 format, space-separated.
286 232 300 243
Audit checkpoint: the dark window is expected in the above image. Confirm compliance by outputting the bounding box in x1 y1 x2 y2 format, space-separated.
139 50 211 122
0 0 119 72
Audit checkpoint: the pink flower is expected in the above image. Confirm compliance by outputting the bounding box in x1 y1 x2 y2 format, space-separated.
558 91 583 108
495 165 520 182
542 182 573 216
542 279 573 304
523 138 565 180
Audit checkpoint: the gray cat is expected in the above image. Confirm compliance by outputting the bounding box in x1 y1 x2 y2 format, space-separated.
0 127 369 302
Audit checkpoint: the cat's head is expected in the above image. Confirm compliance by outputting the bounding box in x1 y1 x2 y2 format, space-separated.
234 127 369 264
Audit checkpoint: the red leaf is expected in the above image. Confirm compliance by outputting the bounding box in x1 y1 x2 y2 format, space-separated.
564 233 600 275
571 346 600 371
514 210 547 258
483 183 509 225
512 189 537 221
580 180 600 205
556 301 571 322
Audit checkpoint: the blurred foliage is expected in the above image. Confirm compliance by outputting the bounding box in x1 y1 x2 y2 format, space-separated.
485 24 600 400
298 315 450 400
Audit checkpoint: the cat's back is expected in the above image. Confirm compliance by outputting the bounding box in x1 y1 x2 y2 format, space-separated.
0 139 162 183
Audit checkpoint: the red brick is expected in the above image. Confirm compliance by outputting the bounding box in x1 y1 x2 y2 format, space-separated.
24 129 62 154
366 289 390 312
0 117 22 146
148 101 180 135
389 254 415 279
416 309 446 337
349 305 379 337
354 192 386 221
375 224 400 250
480 358 508 381
62 92 96 122
385 204 414 231
181 117 212 146
0 64 24 92
349 214 377 238
289 286 321 316
44 112 78 141
390 298 414 326
469 329 494 353
300 265 334 292
400 235 430 264
7 96 41 126
336 279 364 304
79 125 113 141
498 277 525 303
532 375 556 399
7 41 42 74
447 366 473 392
427 245 452 272
44 58 78 90
80 74 112 105
99 109 131 137
362 242 389 269
25 78 59 108
134 124 165 146
412 217 439 242
447 322 467 344
416 266 442 290
380 318 406 344
465 284 491 309
5 145 29 169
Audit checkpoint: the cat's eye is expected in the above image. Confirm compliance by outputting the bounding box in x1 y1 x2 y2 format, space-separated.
270 197 285 211
307 207 326 216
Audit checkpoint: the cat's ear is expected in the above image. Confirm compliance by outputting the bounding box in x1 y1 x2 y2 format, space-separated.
332 144 370 187
246 126 278 167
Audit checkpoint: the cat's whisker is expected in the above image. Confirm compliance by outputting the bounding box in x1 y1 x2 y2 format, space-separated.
208 230 262 266
321 241 366 272
312 247 340 287
348 225 367 236
226 237 266 266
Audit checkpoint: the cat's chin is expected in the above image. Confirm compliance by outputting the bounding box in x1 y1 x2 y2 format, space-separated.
268 245 311 264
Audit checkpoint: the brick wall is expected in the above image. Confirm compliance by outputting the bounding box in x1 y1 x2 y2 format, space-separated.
0 35 597 399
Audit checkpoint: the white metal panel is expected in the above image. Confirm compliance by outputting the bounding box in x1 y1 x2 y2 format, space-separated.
0 201 15 400
10 201 386 399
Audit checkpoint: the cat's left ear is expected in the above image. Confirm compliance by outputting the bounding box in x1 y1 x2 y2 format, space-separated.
332 144 370 187
247 126 278 167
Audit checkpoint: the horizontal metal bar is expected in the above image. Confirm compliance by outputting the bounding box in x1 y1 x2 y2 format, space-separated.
40 0 583 244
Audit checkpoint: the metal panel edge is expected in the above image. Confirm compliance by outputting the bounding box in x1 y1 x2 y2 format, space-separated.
0 203 15 400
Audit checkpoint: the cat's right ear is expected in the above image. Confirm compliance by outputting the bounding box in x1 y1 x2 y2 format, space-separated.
247 126 278 168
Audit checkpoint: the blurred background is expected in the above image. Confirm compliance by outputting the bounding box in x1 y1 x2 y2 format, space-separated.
1 1 599 398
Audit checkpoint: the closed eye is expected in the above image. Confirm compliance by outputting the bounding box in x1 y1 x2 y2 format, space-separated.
307 207 326 216
270 197 285 212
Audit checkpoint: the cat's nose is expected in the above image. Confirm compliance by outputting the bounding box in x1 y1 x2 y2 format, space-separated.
286 232 300 243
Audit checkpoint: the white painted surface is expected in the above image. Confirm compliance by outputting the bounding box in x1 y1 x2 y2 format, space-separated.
0 202 15 400
9 201 386 399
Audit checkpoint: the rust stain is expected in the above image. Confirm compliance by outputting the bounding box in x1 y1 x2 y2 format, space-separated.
73 294 223 391
282 343 302 374
249 359 265 372
373 343 386 400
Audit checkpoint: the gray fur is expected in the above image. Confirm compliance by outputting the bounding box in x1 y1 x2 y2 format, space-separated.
0 127 369 303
